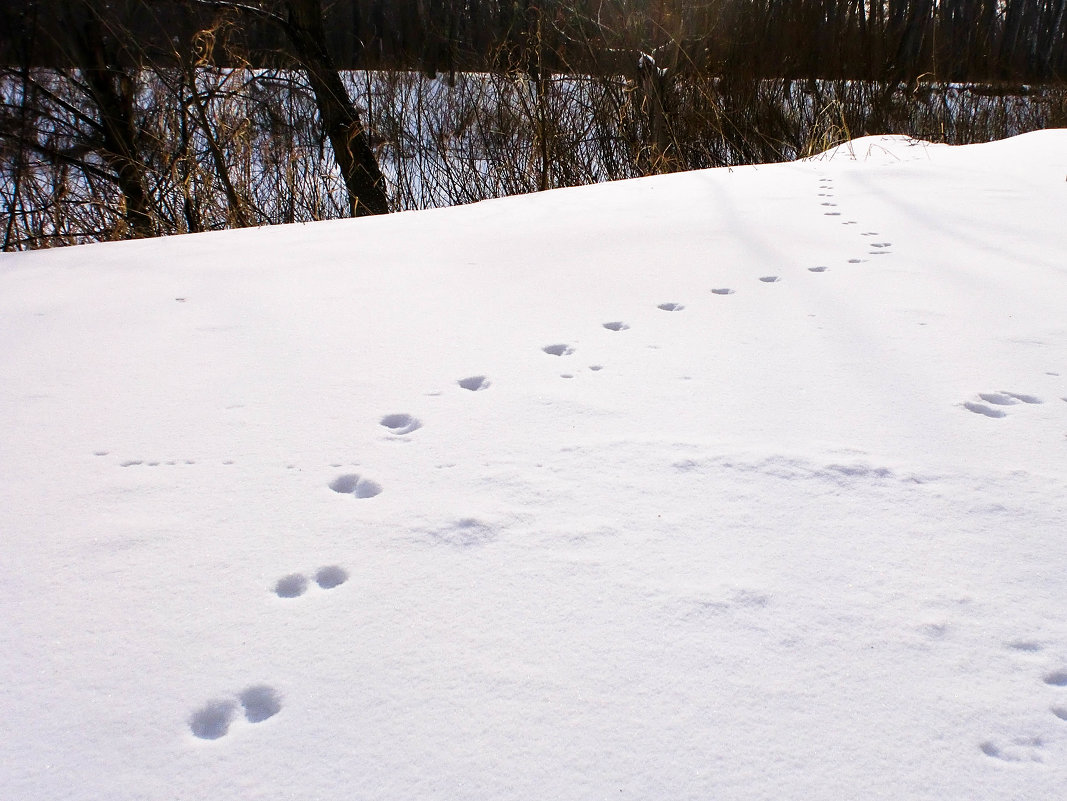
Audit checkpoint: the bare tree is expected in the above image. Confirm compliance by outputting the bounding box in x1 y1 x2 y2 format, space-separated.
1 1 161 244
190 0 389 215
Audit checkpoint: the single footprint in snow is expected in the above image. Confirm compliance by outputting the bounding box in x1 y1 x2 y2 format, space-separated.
458 375 490 391
380 413 421 435
658 302 684 311
426 517 497 548
1006 639 1043 652
239 685 282 723
711 288 735 295
189 700 236 740
808 266 828 273
602 321 629 331
1002 391 1042 404
979 392 1020 406
1043 670 1067 686
963 402 1007 419
543 344 574 356
315 565 348 589
759 276 780 283
275 573 308 598
329 473 382 498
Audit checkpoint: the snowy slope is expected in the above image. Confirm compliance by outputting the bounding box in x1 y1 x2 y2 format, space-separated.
2 131 1067 800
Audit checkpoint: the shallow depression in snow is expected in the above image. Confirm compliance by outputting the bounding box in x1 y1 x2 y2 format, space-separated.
380 413 422 435
189 701 236 740
239 686 281 723
275 573 308 598
329 473 382 498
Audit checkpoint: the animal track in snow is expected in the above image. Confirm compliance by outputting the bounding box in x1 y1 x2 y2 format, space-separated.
824 212 841 216
1053 707 1067 721
847 258 865 264
658 302 684 311
979 392 1019 406
963 402 1007 418
380 413 421 434
275 566 348 597
329 473 382 498
1043 670 1067 686
189 701 235 740
808 266 828 273
275 573 308 598
821 202 837 207
315 565 349 589
458 375 490 391
602 321 629 331
239 685 282 723
759 276 780 283
979 737 1044 762
425 517 497 548
1007 639 1043 652
1003 391 1042 404
711 288 735 295
964 391 1043 418
190 685 281 739
543 343 574 356
120 458 197 468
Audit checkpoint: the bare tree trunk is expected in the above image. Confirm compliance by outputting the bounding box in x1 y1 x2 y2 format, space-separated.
281 0 389 216
188 0 390 216
66 1 155 238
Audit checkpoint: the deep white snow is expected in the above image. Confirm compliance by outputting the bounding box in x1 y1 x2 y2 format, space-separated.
3 131 1067 800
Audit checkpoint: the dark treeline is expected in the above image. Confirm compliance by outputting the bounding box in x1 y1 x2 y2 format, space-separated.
1 1 1065 250
4 0 1066 81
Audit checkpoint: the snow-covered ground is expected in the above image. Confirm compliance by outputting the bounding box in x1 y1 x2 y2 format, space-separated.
3 131 1067 800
